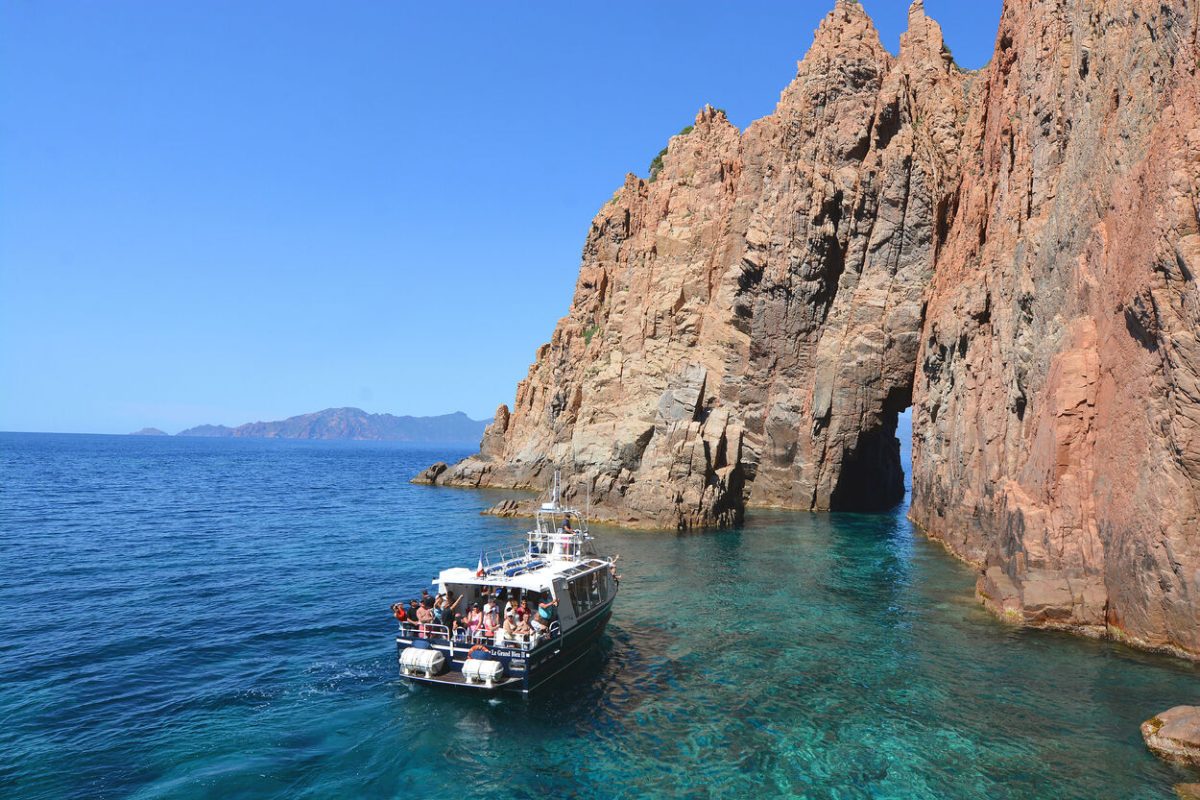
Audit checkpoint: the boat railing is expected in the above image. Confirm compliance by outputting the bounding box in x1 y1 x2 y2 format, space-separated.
477 542 541 577
478 529 595 574
534 507 589 536
397 620 560 652
397 622 451 639
527 529 589 561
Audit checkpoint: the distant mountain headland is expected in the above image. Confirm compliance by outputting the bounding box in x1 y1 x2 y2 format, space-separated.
173 408 489 443
129 427 168 436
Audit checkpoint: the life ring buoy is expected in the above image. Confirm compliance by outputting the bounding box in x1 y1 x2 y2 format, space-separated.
467 644 491 658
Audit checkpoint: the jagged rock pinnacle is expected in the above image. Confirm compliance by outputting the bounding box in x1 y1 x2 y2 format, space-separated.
422 0 1200 662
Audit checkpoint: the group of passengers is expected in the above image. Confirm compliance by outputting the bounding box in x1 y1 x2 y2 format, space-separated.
392 587 559 646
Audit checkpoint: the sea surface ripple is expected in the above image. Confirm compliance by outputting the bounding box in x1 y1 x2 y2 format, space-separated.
1 431 1198 799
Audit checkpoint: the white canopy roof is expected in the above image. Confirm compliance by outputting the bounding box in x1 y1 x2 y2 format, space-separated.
436 565 558 593
435 557 607 593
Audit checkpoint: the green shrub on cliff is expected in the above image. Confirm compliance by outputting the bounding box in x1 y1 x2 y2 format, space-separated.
648 124 697 182
648 147 669 181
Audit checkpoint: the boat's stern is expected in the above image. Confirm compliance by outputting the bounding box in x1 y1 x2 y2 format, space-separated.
395 633 525 692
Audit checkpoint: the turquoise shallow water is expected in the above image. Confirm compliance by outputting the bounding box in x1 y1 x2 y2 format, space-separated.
2 430 1198 799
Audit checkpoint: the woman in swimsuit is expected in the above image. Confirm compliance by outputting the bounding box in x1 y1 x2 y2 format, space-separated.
465 603 484 641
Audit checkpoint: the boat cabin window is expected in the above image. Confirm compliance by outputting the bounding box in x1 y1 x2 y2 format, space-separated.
565 567 611 617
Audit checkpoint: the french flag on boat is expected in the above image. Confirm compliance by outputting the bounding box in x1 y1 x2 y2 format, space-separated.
476 552 486 578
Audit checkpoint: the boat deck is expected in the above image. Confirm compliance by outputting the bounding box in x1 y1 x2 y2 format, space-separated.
402 671 523 691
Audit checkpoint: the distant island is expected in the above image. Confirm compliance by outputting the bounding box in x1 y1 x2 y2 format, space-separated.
129 427 168 436
167 408 489 443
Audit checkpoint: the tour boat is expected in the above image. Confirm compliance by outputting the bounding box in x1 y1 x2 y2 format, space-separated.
394 474 618 693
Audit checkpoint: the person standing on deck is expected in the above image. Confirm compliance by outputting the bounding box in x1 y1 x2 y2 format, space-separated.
416 598 434 636
533 596 558 637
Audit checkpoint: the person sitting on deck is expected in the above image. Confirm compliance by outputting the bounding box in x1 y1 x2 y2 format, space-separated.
482 602 499 641
506 614 530 642
516 599 531 623
501 610 518 642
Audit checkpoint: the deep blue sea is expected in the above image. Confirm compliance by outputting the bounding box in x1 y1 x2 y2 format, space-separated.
2 430 1199 799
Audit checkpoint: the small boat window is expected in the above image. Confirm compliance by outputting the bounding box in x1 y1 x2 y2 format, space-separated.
567 568 607 616
598 568 613 601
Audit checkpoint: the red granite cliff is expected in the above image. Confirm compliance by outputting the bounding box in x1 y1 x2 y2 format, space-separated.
419 0 1200 659
912 0 1200 658
422 0 971 526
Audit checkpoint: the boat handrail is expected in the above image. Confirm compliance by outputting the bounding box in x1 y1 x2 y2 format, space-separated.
477 529 597 573
475 545 556 580
534 507 589 534
397 620 558 652
479 542 531 573
527 529 588 560
397 622 451 640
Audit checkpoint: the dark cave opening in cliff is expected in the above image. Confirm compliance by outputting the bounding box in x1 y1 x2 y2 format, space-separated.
829 390 911 513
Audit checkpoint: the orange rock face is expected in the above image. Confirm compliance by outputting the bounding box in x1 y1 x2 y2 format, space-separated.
420 0 1200 658
423 0 971 527
1142 706 1200 765
912 0 1200 659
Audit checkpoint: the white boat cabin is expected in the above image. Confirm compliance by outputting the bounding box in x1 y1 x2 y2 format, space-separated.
430 505 616 647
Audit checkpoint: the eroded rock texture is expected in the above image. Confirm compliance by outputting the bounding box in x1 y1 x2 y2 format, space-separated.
1142 706 1200 766
419 0 1200 658
421 0 971 529
912 0 1200 658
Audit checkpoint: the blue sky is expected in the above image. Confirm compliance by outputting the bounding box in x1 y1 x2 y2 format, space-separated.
0 0 1001 434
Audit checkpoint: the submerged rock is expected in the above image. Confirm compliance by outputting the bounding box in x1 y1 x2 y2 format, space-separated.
1142 707 1200 766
